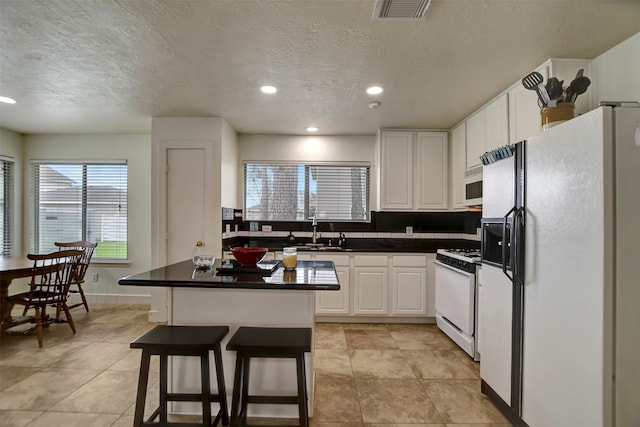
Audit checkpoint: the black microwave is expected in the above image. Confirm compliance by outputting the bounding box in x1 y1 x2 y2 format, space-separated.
481 218 512 269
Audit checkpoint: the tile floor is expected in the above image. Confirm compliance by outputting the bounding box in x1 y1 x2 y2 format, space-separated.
0 304 511 426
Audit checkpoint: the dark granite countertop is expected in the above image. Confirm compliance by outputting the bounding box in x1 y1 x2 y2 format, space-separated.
118 259 340 291
223 238 480 253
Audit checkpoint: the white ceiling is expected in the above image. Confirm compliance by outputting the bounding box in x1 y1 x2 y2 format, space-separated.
1 0 638 136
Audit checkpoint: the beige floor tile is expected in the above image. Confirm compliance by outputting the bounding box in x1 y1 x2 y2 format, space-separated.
402 350 479 379
384 323 439 332
313 377 362 423
109 414 134 427
0 366 42 391
355 378 443 424
349 349 415 379
443 424 512 427
50 342 132 370
342 323 388 330
100 322 159 344
23 411 119 427
0 368 99 411
422 379 510 424
315 327 348 350
314 349 353 378
366 424 445 427
50 370 139 414
310 423 363 427
345 330 398 350
0 410 42 427
0 340 92 368
388 328 458 351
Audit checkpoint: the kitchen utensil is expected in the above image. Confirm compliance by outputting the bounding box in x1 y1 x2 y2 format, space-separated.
522 71 551 107
567 76 591 102
192 255 215 269
545 77 564 101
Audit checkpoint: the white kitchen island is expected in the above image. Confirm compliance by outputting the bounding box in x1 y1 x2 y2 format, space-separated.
119 259 340 420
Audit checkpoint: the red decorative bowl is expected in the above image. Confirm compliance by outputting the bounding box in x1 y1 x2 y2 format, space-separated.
231 247 268 267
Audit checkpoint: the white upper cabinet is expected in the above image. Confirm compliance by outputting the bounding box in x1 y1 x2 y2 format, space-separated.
449 122 466 209
380 130 448 211
465 94 509 171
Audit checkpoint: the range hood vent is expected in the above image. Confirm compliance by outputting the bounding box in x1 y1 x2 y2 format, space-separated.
373 0 432 20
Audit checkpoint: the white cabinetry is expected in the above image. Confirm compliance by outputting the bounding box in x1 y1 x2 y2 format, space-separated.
465 94 509 171
391 255 427 315
315 254 350 315
449 122 466 209
508 58 591 144
353 255 389 315
426 253 437 317
380 130 448 211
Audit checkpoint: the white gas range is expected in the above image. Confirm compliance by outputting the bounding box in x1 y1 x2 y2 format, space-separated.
434 248 481 361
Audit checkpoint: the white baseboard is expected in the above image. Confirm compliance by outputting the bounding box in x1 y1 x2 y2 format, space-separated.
68 293 151 306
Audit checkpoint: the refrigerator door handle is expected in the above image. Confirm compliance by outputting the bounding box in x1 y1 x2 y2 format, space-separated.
502 206 516 281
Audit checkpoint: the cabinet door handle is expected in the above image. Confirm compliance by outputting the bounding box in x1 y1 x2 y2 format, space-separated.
195 241 203 247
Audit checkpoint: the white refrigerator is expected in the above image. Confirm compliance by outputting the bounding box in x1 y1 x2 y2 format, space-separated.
479 105 640 427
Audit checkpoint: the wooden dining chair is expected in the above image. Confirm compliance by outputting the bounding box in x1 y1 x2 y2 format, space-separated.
2 249 84 347
54 241 97 314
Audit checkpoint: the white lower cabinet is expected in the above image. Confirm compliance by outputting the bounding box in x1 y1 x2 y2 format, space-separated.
353 255 389 315
391 255 427 315
315 254 350 315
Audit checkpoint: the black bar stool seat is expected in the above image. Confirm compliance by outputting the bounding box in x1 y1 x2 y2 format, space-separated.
226 327 312 427
130 325 230 427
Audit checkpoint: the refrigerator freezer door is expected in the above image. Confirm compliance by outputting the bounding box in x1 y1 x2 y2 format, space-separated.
522 108 611 427
479 263 513 405
481 154 515 218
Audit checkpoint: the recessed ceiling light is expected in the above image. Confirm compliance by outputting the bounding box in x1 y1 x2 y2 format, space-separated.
366 86 383 95
306 127 318 133
0 96 16 104
260 85 277 94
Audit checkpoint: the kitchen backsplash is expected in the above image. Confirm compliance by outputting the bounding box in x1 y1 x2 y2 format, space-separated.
222 209 481 242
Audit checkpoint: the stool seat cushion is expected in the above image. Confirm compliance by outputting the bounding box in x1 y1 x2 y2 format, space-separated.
131 325 229 351
226 327 311 354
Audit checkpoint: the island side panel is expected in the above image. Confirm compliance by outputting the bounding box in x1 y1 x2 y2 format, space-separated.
170 287 316 418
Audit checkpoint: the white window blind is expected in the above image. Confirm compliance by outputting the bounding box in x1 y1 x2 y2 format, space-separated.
1 159 14 256
30 162 128 261
244 163 370 222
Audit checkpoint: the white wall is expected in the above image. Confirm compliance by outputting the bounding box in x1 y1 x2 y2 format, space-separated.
23 133 152 304
238 134 376 209
221 119 239 208
0 128 24 256
591 32 640 105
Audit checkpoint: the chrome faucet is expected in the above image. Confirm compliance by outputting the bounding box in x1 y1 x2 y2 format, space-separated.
312 213 318 244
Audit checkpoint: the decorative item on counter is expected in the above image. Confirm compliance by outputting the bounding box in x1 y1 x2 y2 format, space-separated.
192 255 215 270
480 144 514 165
521 68 590 130
283 247 297 271
230 247 268 267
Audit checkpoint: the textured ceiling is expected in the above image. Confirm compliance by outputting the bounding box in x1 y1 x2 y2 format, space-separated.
0 0 639 135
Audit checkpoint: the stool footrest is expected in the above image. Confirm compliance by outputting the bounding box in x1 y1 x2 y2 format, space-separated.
165 392 225 402
141 423 218 427
245 395 300 405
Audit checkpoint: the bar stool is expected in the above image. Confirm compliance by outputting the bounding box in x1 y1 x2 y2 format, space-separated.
130 325 230 427
226 327 312 427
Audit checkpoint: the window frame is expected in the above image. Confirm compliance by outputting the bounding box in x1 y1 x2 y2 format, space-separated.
29 160 129 262
1 157 14 256
243 160 371 222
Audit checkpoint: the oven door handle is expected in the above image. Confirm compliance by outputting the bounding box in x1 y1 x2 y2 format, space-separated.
434 260 474 277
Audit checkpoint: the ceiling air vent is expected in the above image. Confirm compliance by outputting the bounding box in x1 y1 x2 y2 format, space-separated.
373 0 432 20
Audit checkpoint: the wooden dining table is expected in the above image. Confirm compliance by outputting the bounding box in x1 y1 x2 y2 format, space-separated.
0 257 36 331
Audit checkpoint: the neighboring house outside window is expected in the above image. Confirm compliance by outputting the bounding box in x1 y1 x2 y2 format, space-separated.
30 162 128 261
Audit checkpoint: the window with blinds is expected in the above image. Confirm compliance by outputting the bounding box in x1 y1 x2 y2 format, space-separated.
1 159 14 256
30 162 128 261
244 162 370 222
